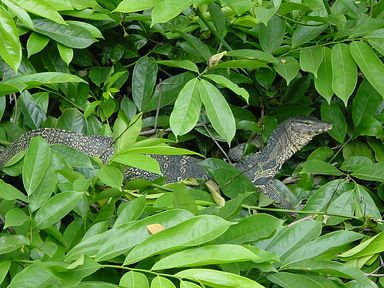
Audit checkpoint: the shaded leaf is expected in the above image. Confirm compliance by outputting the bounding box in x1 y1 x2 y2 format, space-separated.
300 46 323 77
315 47 333 102
274 57 299 85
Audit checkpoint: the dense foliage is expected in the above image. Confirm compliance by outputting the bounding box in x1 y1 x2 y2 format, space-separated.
0 0 384 287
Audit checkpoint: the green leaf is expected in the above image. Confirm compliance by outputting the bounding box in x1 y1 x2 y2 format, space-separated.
0 6 21 71
182 34 212 61
180 281 201 288
114 0 157 13
33 19 97 49
351 163 384 181
350 41 384 98
124 215 234 265
120 271 149 288
151 0 192 25
8 263 58 288
292 22 326 48
208 3 227 39
339 230 384 259
268 272 333 288
170 78 202 136
0 179 27 201
352 79 382 127
302 160 344 176
215 214 282 244
4 208 29 228
132 56 158 110
27 32 50 58
315 47 333 102
171 183 198 215
176 269 264 288
202 74 249 102
2 0 34 29
199 79 236 144
215 59 267 69
111 153 161 175
287 260 375 286
57 43 73 65
254 6 278 25
157 60 199 73
12 0 66 24
321 101 347 143
152 244 264 270
0 261 11 284
114 196 146 227
260 15 285 53
96 166 123 189
22 137 51 196
281 230 363 265
93 209 194 261
274 57 300 85
34 191 84 229
226 49 277 63
150 276 176 288
0 234 29 255
299 46 323 77
331 43 357 106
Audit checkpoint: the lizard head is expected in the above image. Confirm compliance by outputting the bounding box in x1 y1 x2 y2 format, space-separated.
283 116 332 149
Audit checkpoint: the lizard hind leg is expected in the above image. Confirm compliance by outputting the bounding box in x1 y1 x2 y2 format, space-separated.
256 180 296 210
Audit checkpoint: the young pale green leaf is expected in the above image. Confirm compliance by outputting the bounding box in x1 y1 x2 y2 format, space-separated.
114 0 156 13
0 179 27 201
151 0 192 25
299 46 323 77
95 209 194 261
57 43 73 65
7 263 58 288
171 183 198 215
151 276 176 288
157 60 199 73
274 57 299 85
254 6 278 25
0 6 21 71
0 234 29 255
226 49 277 63
268 272 332 288
260 15 285 53
321 101 347 143
350 41 384 98
22 137 51 196
33 19 97 49
266 220 322 257
14 0 66 24
132 56 158 110
199 79 236 144
113 113 142 153
287 260 375 286
352 79 382 127
27 32 50 58
339 231 384 260
34 191 84 229
331 43 357 106
176 269 264 288
111 153 161 175
315 47 333 103
170 78 201 137
281 230 364 265
2 0 34 29
120 271 149 288
152 244 264 270
203 74 249 103
215 214 282 244
302 160 344 176
4 208 29 228
124 215 234 265
96 166 123 189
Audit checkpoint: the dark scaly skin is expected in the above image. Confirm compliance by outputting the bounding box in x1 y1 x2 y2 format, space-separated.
0 117 332 208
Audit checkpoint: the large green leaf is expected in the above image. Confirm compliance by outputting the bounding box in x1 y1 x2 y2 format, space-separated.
11 0 66 24
170 78 201 137
151 0 192 25
152 244 264 270
315 47 333 102
199 79 236 144
331 43 357 106
273 57 299 85
22 137 51 196
111 153 161 175
302 160 344 176
27 32 50 58
124 215 234 264
132 56 158 110
350 41 384 98
0 234 29 255
268 272 337 288
114 0 157 13
33 19 97 49
260 15 285 53
0 6 21 71
0 179 28 201
299 46 323 77
321 101 347 143
151 276 176 288
34 191 84 229
120 271 149 288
